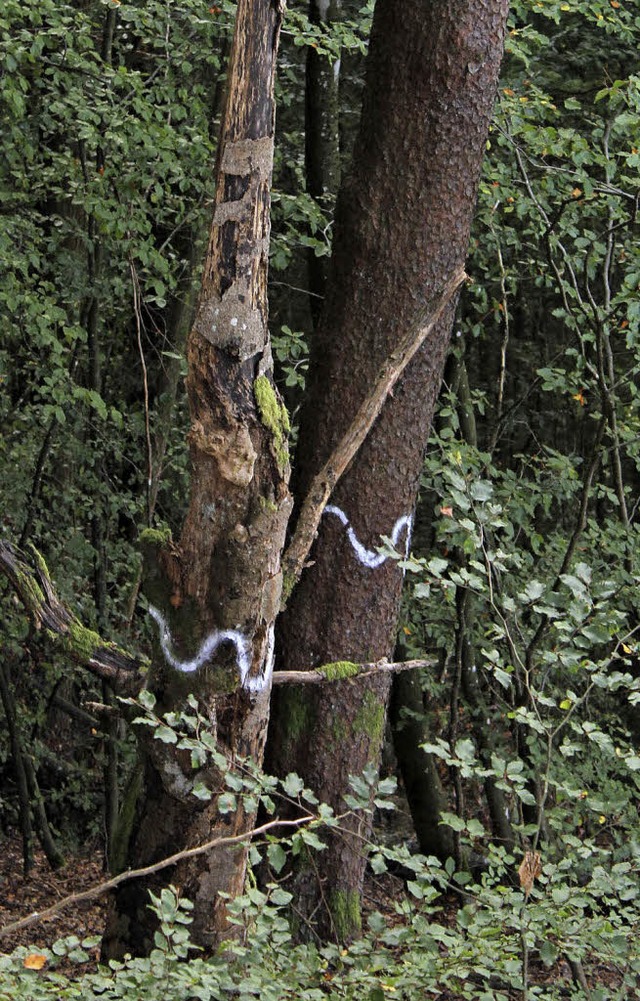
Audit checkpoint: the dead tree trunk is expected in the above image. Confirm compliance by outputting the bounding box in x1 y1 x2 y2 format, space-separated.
269 0 509 940
102 0 292 956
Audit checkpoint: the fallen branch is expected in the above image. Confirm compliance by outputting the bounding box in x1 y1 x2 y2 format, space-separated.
0 541 147 694
282 267 468 590
0 814 313 941
272 657 437 685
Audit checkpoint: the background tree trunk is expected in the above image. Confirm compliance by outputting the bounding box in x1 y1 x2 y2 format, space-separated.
269 0 509 940
305 0 342 321
103 0 292 957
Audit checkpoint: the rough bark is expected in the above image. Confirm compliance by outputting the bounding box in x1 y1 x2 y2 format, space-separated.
270 0 509 940
102 0 292 956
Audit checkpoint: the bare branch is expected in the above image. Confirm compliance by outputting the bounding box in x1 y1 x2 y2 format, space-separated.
272 658 437 685
0 814 313 941
282 268 468 590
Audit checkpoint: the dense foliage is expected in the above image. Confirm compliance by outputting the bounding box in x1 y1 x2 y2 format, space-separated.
1 0 639 996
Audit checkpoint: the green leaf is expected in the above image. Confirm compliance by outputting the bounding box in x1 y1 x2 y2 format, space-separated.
191 780 212 801
154 725 177 744
282 773 305 797
540 939 558 967
267 842 287 874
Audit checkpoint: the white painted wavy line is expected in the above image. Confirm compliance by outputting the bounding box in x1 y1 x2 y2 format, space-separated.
323 505 412 568
148 604 253 684
244 622 275 695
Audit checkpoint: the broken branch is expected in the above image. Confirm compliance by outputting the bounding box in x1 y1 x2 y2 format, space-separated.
0 541 147 693
272 658 437 685
282 268 468 588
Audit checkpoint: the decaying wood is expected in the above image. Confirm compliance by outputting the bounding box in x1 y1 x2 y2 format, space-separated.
0 540 145 693
281 267 467 590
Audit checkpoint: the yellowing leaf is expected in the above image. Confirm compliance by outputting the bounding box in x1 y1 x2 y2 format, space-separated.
518 851 542 898
559 698 571 710
23 954 47 970
572 187 583 198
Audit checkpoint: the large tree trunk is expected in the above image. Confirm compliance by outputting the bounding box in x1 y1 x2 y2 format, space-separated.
269 0 509 940
103 0 292 957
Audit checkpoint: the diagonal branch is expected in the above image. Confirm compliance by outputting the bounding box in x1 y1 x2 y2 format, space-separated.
281 268 468 591
0 541 146 693
0 815 313 942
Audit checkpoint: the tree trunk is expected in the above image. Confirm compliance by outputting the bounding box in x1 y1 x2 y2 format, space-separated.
305 0 342 320
269 0 509 940
103 0 292 957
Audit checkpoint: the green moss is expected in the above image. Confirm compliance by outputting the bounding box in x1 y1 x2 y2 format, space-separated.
254 375 290 472
328 888 361 941
13 544 50 613
63 621 105 659
61 620 141 667
280 570 296 609
319 660 360 681
139 525 172 547
353 690 385 747
285 687 314 744
14 564 46 613
258 495 278 513
331 715 349 745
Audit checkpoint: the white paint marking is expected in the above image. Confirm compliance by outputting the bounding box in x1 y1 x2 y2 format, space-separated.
244 623 275 694
148 605 260 690
323 505 412 568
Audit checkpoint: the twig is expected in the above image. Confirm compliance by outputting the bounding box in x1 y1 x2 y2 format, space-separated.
282 268 467 588
271 658 437 685
0 815 313 941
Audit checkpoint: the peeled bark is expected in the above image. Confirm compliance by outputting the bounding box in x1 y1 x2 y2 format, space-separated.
103 0 292 956
270 0 509 940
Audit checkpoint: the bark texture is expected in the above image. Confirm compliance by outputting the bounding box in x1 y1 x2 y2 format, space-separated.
270 0 509 939
103 0 291 956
